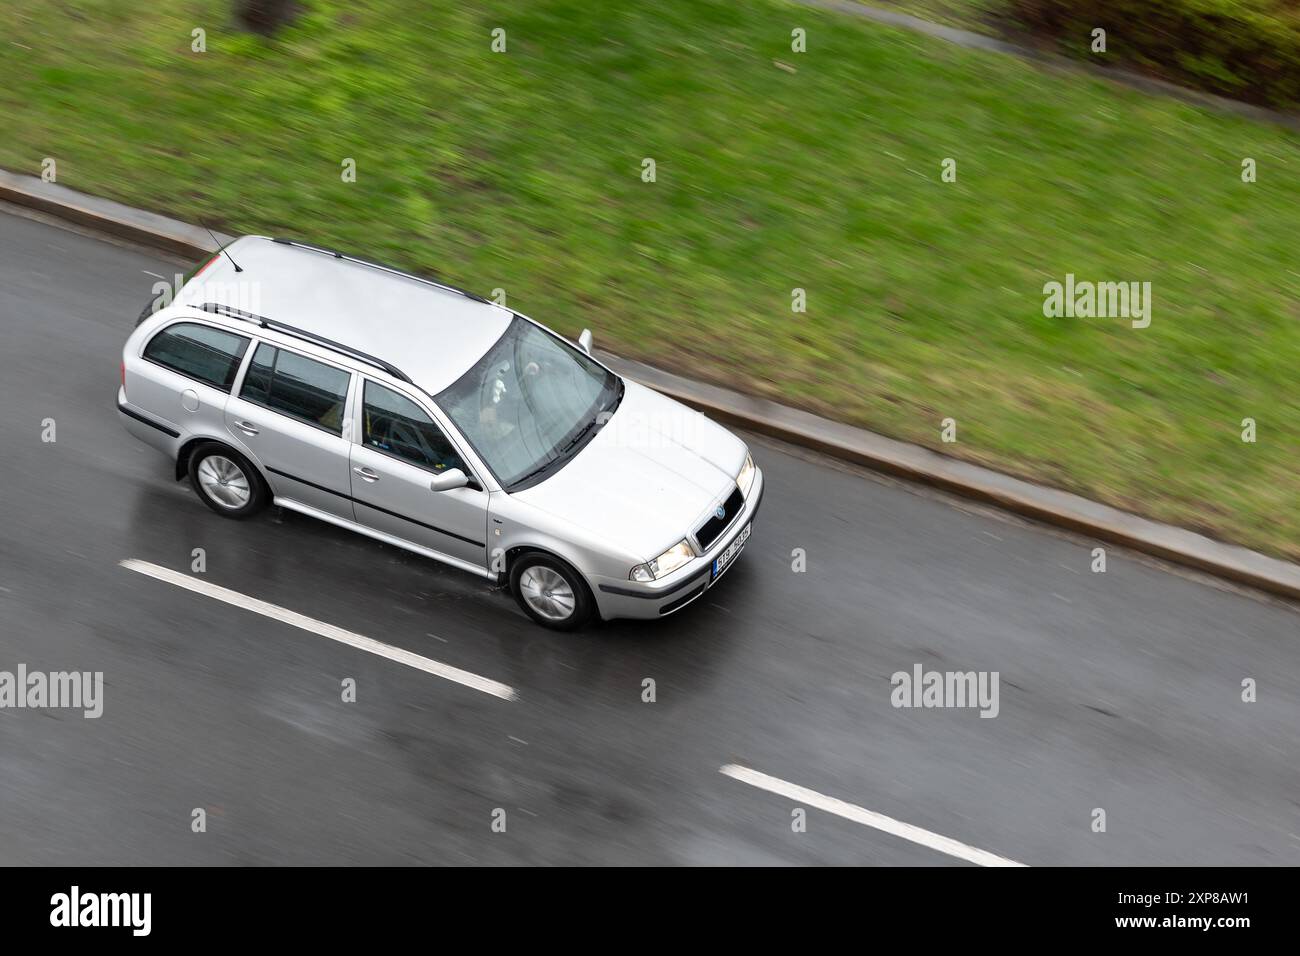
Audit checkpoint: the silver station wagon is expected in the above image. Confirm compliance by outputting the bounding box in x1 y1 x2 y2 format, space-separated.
118 237 763 629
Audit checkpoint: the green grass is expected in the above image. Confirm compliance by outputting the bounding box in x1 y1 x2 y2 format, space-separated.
2 0 1297 559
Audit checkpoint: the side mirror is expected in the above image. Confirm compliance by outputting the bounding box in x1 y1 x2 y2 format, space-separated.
578 328 593 355
429 468 469 492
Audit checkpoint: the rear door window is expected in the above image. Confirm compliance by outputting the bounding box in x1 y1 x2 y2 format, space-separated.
142 322 249 391
240 343 351 435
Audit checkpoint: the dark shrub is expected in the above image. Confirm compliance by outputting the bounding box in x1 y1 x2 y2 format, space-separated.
236 0 298 35
1002 0 1300 107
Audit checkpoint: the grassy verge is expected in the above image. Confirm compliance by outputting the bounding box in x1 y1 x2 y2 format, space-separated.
3 0 1297 558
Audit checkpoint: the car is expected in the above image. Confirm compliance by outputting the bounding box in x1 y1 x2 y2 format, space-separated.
118 237 763 629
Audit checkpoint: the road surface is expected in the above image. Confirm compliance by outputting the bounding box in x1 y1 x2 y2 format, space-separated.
0 207 1296 865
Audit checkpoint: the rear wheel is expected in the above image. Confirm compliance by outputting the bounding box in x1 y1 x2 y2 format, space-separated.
509 553 594 631
187 442 268 519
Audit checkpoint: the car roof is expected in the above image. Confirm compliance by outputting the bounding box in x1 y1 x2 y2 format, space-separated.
175 236 513 394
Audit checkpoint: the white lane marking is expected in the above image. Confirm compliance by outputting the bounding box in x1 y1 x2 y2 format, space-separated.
720 764 1026 867
142 269 166 279
120 559 517 701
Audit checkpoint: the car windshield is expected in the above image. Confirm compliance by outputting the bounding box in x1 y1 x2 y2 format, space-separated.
436 316 622 490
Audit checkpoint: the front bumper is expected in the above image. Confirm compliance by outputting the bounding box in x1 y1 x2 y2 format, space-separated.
591 467 764 621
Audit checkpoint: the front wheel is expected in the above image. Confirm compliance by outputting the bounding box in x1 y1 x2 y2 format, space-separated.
509 553 594 631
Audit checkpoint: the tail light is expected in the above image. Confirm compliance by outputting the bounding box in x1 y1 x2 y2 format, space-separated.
192 253 220 279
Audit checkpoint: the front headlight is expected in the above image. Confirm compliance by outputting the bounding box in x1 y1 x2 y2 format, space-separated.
629 539 696 581
737 452 756 498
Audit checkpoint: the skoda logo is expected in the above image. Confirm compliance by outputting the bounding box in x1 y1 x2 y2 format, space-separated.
715 505 726 520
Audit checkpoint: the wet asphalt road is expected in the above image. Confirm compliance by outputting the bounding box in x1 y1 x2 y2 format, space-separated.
0 208 1296 866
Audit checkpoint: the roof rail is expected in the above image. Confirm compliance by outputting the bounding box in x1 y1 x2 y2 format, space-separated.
199 302 413 384
270 237 492 305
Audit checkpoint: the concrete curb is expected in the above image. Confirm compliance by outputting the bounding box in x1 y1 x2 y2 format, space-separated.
602 355 1300 603
0 169 231 258
4 168 1298 603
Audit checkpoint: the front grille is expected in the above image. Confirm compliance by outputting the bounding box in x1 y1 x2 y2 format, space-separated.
695 485 745 551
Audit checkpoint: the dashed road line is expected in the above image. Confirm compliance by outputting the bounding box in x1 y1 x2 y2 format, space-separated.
721 764 1026 866
120 559 517 701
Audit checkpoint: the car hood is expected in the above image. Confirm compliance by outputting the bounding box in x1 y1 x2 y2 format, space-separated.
513 380 747 560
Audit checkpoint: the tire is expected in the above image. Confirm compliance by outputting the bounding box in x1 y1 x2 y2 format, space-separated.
187 442 268 519
509 552 595 631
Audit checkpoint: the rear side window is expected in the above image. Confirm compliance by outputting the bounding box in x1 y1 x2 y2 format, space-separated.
363 381 466 473
142 322 249 391
240 343 350 435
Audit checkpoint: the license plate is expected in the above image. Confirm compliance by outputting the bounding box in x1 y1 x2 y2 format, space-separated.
711 523 751 580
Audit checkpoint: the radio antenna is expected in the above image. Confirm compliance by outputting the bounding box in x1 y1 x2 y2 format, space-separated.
201 222 242 272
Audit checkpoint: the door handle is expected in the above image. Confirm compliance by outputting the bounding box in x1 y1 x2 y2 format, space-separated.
353 466 379 482
235 420 259 435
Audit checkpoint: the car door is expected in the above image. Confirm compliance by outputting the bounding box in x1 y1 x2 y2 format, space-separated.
224 341 356 520
349 378 489 569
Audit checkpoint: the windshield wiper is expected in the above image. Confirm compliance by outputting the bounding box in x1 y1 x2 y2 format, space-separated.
559 416 600 455
509 460 557 489
555 379 621 458
507 408 610 491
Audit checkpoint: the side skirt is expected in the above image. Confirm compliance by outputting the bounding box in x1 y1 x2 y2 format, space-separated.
273 497 497 582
